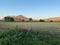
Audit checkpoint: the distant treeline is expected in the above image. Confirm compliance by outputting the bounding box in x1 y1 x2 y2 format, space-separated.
4 16 54 22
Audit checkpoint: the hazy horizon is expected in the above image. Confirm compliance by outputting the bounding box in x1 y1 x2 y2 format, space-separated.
0 0 60 19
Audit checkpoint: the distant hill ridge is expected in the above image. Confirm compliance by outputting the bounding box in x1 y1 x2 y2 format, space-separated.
0 15 29 21
0 18 4 20
46 17 60 21
10 15 28 19
7 15 29 21
0 15 60 21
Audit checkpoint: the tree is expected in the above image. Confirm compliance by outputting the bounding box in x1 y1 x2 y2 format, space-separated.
39 19 45 22
4 16 14 22
22 19 24 22
50 20 53 22
10 18 14 22
4 17 9 22
29 18 32 21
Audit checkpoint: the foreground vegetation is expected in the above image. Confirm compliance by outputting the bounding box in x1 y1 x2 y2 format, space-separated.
0 22 60 45
0 30 60 45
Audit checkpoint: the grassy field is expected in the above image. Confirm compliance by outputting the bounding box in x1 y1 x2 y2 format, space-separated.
0 22 60 45
0 22 60 32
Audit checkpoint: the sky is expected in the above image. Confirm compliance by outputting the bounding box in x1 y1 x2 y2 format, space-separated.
0 0 60 19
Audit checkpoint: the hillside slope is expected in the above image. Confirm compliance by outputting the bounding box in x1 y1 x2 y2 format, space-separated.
46 17 60 21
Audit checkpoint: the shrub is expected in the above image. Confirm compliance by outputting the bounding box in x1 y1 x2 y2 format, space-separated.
39 19 45 22
50 20 53 22
29 18 32 21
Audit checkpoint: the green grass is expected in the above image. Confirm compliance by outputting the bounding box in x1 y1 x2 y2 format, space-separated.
0 30 60 45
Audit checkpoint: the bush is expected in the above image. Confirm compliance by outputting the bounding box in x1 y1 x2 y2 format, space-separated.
29 18 32 21
39 19 45 22
50 20 53 22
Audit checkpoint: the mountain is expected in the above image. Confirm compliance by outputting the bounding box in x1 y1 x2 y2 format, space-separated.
11 15 28 19
45 17 60 22
8 15 29 21
0 18 4 21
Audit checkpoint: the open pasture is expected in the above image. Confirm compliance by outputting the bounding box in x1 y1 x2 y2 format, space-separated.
0 22 60 32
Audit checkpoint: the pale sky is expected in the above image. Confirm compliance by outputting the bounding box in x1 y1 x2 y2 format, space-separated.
0 0 60 19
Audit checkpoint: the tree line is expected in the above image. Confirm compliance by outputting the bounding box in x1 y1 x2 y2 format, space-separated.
4 16 53 22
